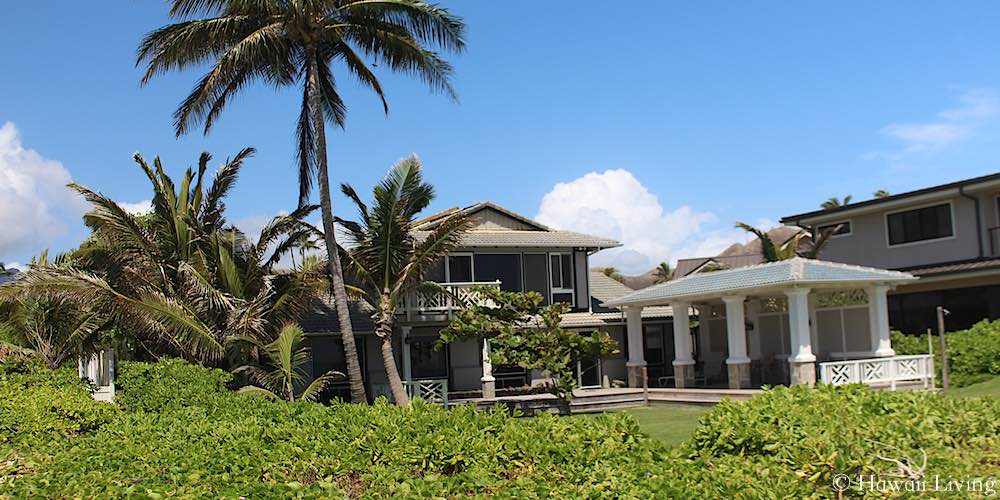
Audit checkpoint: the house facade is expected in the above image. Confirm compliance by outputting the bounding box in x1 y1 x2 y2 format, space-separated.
301 202 672 401
780 172 1000 333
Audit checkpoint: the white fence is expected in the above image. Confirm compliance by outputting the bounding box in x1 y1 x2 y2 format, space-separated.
819 354 934 390
400 281 500 320
372 379 449 406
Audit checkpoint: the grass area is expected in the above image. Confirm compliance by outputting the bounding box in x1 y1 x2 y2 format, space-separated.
949 376 1000 398
604 405 710 446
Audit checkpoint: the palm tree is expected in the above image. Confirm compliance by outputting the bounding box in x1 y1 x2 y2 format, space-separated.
232 324 340 402
734 223 803 262
820 195 853 210
137 0 465 403
0 263 11 277
336 156 471 404
654 262 672 283
2 150 324 365
873 189 891 198
601 267 624 282
0 251 109 369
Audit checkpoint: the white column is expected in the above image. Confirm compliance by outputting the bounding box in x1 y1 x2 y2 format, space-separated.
401 326 412 382
867 285 895 357
746 299 762 360
480 338 496 399
624 306 645 388
722 296 750 364
785 288 815 362
625 306 646 367
671 301 694 365
807 294 820 356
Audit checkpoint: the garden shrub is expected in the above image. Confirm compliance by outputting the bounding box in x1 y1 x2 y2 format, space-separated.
892 319 1000 387
1 360 999 497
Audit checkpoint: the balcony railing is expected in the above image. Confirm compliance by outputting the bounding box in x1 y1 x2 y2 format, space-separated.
819 354 934 390
400 281 500 321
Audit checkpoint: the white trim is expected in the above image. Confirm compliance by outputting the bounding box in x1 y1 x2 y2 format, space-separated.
884 201 956 248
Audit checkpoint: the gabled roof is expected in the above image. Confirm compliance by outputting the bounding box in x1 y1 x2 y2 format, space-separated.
780 171 1000 224
412 201 620 250
604 257 916 307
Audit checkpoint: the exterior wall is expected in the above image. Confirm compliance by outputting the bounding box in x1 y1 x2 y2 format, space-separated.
468 208 539 231
815 194 982 269
600 325 627 385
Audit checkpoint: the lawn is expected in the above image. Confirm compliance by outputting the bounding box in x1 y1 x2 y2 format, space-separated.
593 404 710 446
949 376 1000 398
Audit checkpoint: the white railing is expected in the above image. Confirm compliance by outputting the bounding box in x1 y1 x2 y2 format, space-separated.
78 348 115 402
819 354 934 390
371 379 449 406
400 281 500 320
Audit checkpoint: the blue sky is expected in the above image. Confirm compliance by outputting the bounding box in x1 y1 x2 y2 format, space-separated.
3 2 1000 273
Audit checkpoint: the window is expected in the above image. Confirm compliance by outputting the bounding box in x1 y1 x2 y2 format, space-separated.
473 254 522 292
408 336 449 379
522 253 550 304
816 221 851 238
447 254 473 282
549 253 574 304
886 203 953 246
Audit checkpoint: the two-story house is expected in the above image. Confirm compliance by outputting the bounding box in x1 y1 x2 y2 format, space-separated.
780 172 1000 334
300 202 674 401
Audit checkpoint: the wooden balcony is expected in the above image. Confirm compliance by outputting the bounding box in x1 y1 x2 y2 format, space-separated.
399 281 501 322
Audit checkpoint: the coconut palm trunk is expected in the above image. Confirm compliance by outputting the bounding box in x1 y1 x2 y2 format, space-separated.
308 53 366 403
375 299 409 404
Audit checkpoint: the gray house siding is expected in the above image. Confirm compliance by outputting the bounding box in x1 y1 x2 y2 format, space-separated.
813 194 984 269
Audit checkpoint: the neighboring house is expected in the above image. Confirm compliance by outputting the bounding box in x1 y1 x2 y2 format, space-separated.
780 172 1000 333
300 202 671 400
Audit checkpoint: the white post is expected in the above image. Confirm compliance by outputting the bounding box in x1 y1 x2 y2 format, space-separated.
480 338 496 399
722 296 751 389
625 306 646 388
786 287 816 386
867 285 895 357
401 326 413 382
807 294 820 357
671 301 695 388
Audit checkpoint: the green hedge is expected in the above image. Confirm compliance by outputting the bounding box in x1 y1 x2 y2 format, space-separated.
892 318 1000 386
2 359 999 497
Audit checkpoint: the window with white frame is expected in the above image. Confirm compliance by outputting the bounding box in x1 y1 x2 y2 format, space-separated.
549 253 574 304
886 203 953 246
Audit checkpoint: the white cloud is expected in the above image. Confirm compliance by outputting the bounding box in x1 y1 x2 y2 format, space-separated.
0 122 88 259
118 199 152 215
876 88 998 154
535 169 752 274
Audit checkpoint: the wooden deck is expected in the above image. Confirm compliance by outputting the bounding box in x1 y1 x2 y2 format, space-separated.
451 387 761 413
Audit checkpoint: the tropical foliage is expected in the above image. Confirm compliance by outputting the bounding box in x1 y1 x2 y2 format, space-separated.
892 319 1000 387
734 222 841 262
0 251 109 369
601 267 624 282
138 0 467 403
654 262 672 283
232 324 341 402
873 189 891 198
0 150 323 367
3 359 999 497
337 157 471 404
439 288 618 401
820 194 853 209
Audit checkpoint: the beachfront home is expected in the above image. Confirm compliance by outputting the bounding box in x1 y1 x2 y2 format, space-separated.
780 172 1000 334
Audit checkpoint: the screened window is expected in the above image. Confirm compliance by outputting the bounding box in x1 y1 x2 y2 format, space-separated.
447 255 473 282
549 253 573 290
887 203 953 246
473 254 522 292
523 253 550 304
408 337 449 379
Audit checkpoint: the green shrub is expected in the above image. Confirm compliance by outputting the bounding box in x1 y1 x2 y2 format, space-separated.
2 360 999 497
892 319 1000 387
